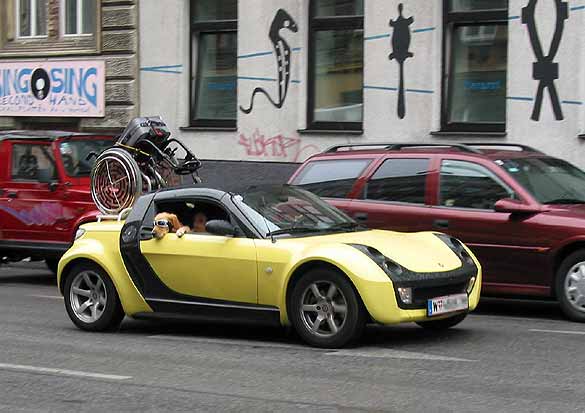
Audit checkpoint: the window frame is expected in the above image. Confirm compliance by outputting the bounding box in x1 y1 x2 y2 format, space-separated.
307 1 364 132
61 0 96 37
440 2 508 133
438 158 516 211
16 0 47 39
189 3 238 129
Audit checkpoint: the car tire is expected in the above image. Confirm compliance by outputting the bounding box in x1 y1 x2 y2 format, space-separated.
416 313 467 330
63 263 125 332
556 250 585 322
289 268 366 348
45 257 59 275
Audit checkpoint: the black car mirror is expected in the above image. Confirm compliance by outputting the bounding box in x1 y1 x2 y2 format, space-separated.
205 219 236 237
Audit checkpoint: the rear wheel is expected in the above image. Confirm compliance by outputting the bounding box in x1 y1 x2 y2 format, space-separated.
63 263 124 331
289 269 366 348
416 313 467 330
556 250 585 322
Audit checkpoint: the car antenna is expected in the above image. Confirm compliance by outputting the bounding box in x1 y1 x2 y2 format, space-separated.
261 196 276 243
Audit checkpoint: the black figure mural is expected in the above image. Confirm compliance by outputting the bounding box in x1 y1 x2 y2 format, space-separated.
521 0 568 121
240 9 298 114
389 3 414 119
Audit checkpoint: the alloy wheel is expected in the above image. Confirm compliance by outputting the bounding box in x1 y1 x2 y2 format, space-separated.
69 270 108 323
565 261 585 313
300 281 348 337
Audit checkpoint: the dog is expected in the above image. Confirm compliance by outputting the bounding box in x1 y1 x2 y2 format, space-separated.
152 212 188 239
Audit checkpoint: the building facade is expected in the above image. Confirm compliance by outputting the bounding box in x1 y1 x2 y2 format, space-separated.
0 0 139 132
139 0 585 184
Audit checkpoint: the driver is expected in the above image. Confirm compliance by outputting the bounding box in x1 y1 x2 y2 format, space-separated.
176 212 208 237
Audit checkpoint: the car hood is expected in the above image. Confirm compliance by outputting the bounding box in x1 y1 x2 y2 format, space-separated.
281 229 464 273
543 204 585 219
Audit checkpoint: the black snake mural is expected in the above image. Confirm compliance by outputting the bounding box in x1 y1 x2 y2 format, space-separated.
389 3 414 119
240 9 298 114
521 0 568 121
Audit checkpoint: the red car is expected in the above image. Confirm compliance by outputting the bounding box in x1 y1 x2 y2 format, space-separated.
0 131 114 273
290 143 585 322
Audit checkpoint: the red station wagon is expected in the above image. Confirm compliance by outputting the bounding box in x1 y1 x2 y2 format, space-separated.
0 131 114 273
290 143 585 322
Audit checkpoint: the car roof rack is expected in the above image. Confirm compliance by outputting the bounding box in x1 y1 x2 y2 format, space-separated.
325 143 482 154
462 143 542 153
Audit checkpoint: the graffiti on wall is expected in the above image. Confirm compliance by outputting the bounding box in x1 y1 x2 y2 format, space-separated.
389 4 414 119
239 9 298 114
238 130 319 162
521 0 568 121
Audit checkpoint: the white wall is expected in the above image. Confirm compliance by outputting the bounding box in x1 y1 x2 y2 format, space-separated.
140 0 585 168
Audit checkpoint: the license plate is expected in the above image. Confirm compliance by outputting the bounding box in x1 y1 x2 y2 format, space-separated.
427 293 468 317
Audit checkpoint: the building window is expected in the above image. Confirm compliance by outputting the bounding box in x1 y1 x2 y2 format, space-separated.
190 0 237 128
442 0 508 133
63 0 97 36
16 0 47 38
308 0 364 131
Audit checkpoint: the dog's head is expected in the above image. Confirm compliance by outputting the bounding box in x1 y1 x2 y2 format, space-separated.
152 212 182 239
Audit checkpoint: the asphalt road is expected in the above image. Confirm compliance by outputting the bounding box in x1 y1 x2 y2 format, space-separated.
0 262 583 412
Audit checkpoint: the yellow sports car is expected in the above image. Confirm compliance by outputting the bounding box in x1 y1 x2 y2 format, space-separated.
58 185 481 348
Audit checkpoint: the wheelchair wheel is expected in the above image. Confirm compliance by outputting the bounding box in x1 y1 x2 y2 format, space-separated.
90 148 143 215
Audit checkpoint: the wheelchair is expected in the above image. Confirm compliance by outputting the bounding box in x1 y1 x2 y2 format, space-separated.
90 116 202 215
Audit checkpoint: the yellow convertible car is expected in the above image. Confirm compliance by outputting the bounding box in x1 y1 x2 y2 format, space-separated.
58 185 481 348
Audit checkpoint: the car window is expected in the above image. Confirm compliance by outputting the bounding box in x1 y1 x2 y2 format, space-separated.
11 143 58 182
440 159 515 210
364 158 429 204
60 139 113 177
292 158 372 198
153 199 232 235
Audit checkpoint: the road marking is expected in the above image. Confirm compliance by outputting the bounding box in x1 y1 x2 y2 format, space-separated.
149 335 475 361
28 295 63 300
530 328 585 336
326 349 475 362
0 363 131 381
148 335 305 350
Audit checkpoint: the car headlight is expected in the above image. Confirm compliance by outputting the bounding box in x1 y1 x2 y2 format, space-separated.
434 233 475 265
74 228 86 241
349 244 403 278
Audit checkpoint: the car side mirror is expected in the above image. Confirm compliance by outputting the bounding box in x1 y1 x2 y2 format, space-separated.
494 198 543 215
205 219 236 237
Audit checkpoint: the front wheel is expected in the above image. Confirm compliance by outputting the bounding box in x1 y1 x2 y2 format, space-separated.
289 269 366 348
416 313 467 330
63 263 125 332
556 250 585 322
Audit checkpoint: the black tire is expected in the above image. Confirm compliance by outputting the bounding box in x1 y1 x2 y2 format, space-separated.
556 250 585 322
45 257 60 275
289 268 367 348
63 263 125 332
416 313 467 330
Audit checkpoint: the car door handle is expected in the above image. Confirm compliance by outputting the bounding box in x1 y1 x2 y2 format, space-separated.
7 192 17 199
433 219 449 229
354 212 368 222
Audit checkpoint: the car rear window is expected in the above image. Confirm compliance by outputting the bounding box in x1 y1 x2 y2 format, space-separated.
292 158 372 198
364 158 429 204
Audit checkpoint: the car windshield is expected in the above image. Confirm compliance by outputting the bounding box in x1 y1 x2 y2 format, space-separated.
233 185 360 237
497 157 585 204
59 139 113 177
